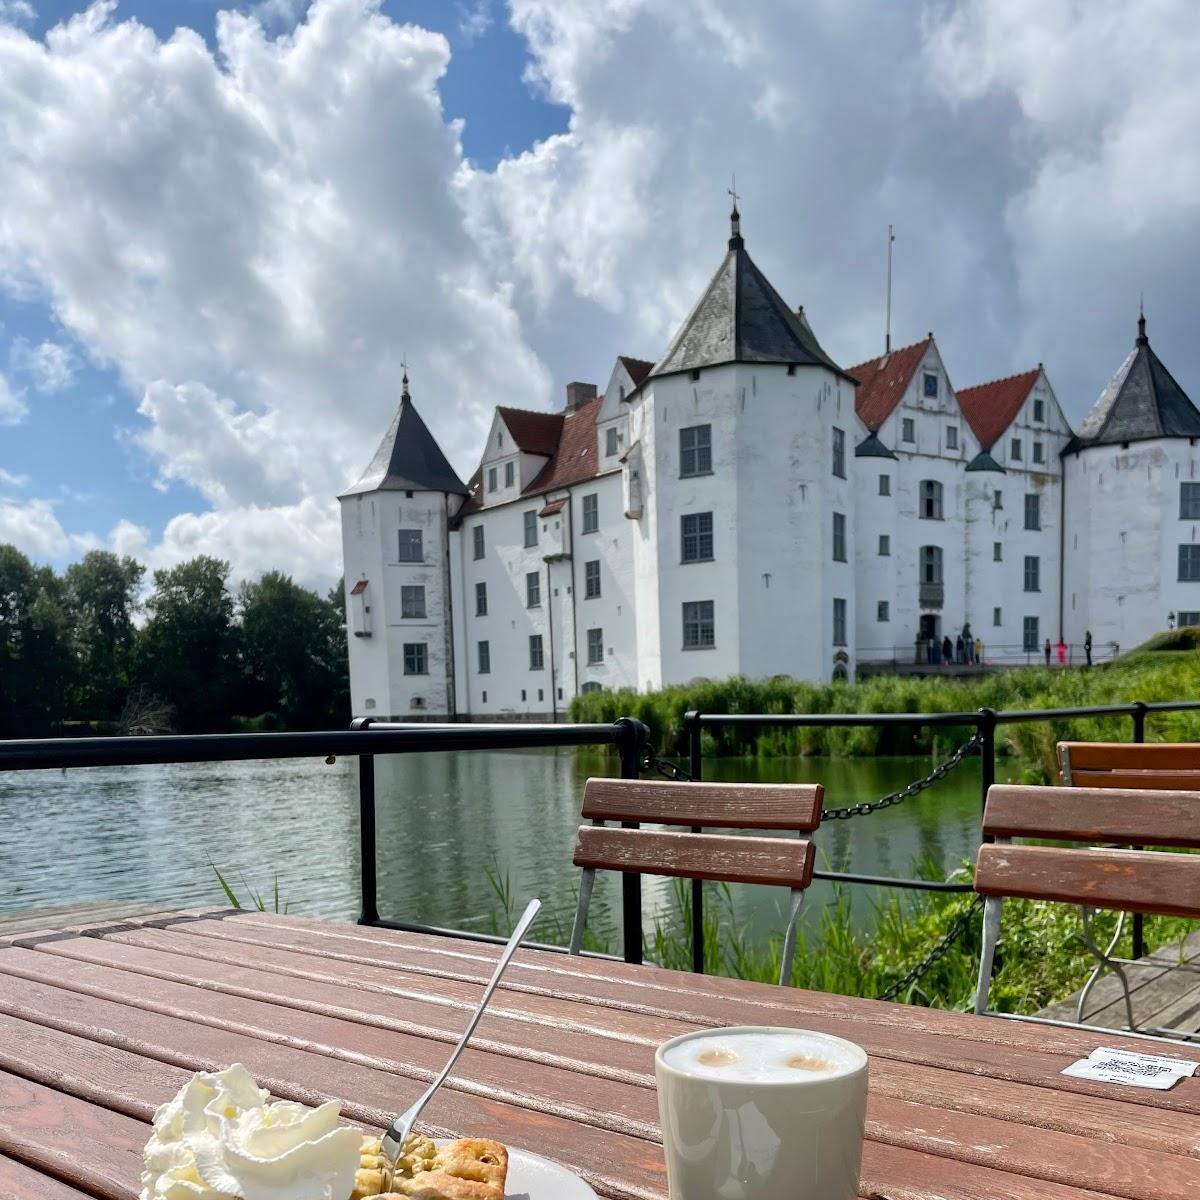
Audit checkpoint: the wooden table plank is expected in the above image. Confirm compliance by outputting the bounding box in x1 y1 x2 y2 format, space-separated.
0 1155 96 1200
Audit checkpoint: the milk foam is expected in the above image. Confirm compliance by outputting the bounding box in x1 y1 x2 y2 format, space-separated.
661 1029 862 1083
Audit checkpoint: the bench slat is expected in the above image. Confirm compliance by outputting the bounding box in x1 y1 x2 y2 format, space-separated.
581 779 823 830
975 844 1200 918
983 785 1200 847
1059 741 1200 771
573 827 813 889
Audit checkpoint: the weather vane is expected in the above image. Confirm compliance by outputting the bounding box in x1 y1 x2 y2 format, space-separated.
728 174 740 211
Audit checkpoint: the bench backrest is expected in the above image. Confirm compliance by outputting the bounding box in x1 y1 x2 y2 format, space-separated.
1058 741 1200 789
572 778 822 891
975 783 1200 919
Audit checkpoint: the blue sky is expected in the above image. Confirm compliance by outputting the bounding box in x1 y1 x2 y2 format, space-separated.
1 0 567 558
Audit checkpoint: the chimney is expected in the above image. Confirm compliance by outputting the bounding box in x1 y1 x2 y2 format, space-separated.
565 381 598 412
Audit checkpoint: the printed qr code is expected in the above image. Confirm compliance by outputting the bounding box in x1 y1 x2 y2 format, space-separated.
1093 1059 1173 1076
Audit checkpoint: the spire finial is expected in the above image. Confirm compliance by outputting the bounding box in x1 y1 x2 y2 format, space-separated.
727 174 743 249
1137 300 1148 346
401 355 410 400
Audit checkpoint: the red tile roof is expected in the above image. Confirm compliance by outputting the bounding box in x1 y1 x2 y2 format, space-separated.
957 368 1041 450
538 498 567 516
349 580 368 595
496 407 563 456
618 356 654 387
847 338 932 432
525 395 606 493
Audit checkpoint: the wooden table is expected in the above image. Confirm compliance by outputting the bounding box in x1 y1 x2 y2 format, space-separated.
1 909 1197 1199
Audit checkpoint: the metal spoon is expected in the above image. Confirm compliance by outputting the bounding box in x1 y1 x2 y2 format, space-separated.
380 898 542 1189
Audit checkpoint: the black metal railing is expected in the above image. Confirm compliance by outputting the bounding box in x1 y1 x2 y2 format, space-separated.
679 699 1200 972
0 717 651 963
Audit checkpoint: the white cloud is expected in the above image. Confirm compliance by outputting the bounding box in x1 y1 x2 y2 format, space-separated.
0 497 99 561
0 466 29 487
0 2 35 27
457 1 493 44
0 371 27 424
9 337 77 392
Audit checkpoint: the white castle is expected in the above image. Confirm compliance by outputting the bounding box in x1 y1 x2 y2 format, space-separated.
340 208 1200 719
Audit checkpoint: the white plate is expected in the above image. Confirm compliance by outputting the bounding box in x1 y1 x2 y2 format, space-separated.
432 1140 598 1199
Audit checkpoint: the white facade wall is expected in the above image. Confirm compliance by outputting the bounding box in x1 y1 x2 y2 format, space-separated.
854 442 901 660
340 489 456 719
1064 440 1200 654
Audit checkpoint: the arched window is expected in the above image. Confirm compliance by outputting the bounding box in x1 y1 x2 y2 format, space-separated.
920 480 943 520
581 681 603 695
920 546 943 585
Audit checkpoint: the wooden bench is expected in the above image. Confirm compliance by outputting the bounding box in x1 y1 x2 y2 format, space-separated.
973 784 1200 1027
1058 741 1200 789
569 778 823 985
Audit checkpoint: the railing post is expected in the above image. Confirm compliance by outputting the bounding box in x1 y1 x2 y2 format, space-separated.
978 708 996 836
352 717 380 926
685 710 705 975
615 717 648 966
1130 700 1147 960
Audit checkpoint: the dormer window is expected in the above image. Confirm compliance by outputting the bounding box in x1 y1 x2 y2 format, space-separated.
606 427 619 457
923 373 938 398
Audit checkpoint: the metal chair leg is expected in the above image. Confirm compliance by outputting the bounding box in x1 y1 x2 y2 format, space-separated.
974 895 1002 1015
568 869 595 956
1078 906 1135 1029
778 889 805 987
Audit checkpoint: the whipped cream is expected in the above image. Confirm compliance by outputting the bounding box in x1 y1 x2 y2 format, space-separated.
140 1063 362 1200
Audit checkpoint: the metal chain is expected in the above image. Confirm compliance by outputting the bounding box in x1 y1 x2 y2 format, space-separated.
875 893 983 1002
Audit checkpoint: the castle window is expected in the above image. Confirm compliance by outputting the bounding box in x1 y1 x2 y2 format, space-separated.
1024 494 1041 531
993 606 1002 627
401 585 426 619
475 581 487 616
1024 555 1040 592
680 424 713 477
1010 437 1022 462
832 511 847 562
919 480 943 520
403 643 428 675
902 418 915 443
505 461 515 487
477 640 490 674
582 492 599 533
1179 611 1200 627
681 512 714 562
920 545 943 585
472 525 484 560
487 467 497 492
529 635 544 670
1033 442 1045 464
398 529 423 563
524 509 538 548
581 681 603 694
587 627 604 664
878 534 890 556
526 571 541 608
1023 617 1039 652
993 489 1003 510
946 426 958 450
585 559 601 598
1179 545 1200 581
682 600 715 649
1033 398 1045 422
832 427 846 478
833 598 847 646
923 373 938 398
877 600 889 623
606 427 619 457
1181 483 1200 519
879 474 890 496
994 542 1002 562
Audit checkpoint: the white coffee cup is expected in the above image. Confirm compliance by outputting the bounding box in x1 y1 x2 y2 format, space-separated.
655 1026 868 1200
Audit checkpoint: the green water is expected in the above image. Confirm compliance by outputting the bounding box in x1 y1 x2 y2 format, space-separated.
0 748 1004 951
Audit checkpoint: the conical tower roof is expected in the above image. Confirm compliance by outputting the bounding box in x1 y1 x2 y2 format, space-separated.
1065 314 1200 454
648 208 853 384
341 374 468 497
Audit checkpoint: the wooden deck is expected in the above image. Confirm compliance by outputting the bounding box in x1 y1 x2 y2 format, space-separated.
0 901 171 938
1037 930 1200 1040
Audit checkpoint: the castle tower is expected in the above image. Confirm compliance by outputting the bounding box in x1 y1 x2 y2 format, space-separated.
339 372 468 719
1063 313 1200 652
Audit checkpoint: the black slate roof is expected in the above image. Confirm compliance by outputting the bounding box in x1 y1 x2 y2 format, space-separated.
854 432 897 460
648 218 854 384
341 382 468 497
1065 316 1200 454
965 449 1005 473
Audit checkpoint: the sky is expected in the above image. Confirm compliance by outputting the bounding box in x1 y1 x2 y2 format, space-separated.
0 0 1197 591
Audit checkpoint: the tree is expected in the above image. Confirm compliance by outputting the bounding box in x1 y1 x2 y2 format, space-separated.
140 556 238 732
65 550 145 722
238 571 348 728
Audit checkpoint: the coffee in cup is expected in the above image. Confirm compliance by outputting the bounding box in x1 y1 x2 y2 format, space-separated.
655 1026 868 1199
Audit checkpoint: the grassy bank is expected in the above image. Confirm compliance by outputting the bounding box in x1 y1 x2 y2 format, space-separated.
569 629 1200 777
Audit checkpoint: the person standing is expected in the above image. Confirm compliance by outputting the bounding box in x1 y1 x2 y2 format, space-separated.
1056 638 1067 666
1085 630 1093 668
975 635 983 663
942 634 953 665
1044 637 1052 667
955 633 965 664
963 622 973 664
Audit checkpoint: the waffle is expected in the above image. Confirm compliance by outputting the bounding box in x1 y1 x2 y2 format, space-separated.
352 1135 508 1199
